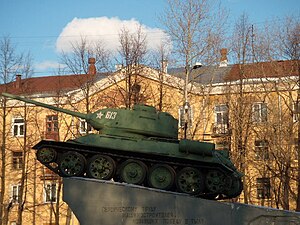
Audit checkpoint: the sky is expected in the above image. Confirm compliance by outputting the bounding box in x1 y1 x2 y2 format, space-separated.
0 0 299 77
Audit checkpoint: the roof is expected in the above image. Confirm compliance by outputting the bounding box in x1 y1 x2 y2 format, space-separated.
168 65 232 84
169 60 300 84
225 60 299 82
1 60 299 96
0 72 109 96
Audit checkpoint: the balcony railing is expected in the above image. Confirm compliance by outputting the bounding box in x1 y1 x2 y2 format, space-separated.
211 123 231 137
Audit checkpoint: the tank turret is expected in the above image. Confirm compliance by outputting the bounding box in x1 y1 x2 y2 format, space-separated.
2 92 243 199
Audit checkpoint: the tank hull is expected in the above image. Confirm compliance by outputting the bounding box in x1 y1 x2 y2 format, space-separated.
33 134 242 199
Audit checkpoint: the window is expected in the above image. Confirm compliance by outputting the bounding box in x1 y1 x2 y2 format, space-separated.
44 183 57 203
12 151 23 170
79 119 92 134
45 115 58 140
252 102 267 123
11 185 21 203
178 104 193 128
256 177 271 199
293 101 300 122
46 115 58 133
254 140 269 160
213 104 229 134
132 83 141 104
214 104 229 125
12 117 24 137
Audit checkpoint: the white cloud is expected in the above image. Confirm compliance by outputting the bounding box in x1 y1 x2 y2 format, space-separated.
56 17 170 54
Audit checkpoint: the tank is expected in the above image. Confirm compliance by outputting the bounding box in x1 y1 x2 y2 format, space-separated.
2 92 243 199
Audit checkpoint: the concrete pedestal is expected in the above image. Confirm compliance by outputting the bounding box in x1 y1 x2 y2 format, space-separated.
63 177 300 225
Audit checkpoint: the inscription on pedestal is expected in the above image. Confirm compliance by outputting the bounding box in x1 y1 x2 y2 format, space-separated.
102 206 206 225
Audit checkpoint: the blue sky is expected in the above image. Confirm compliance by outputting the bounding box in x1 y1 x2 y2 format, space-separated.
0 0 299 76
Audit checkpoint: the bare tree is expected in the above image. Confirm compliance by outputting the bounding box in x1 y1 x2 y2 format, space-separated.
115 25 148 108
0 36 25 225
15 54 34 225
60 36 111 115
226 13 300 210
60 36 111 75
228 13 255 204
161 0 228 138
276 16 300 211
149 39 172 111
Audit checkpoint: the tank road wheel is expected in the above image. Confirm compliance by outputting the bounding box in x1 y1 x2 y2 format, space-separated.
58 152 86 177
148 164 175 190
176 167 204 195
36 148 57 164
120 160 147 185
205 170 227 194
87 154 115 180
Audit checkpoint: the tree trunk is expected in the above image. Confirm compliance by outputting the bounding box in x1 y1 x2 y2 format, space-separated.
17 104 28 225
296 63 300 212
0 97 7 224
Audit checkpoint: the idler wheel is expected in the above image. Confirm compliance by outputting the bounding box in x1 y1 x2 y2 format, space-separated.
58 151 86 177
36 148 57 164
120 159 147 185
87 154 115 180
176 167 204 195
148 164 175 190
224 177 243 198
205 170 227 194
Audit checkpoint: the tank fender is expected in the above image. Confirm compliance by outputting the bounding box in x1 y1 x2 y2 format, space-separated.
179 139 214 156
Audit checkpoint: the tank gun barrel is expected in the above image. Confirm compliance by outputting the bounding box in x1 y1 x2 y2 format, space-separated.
2 92 88 120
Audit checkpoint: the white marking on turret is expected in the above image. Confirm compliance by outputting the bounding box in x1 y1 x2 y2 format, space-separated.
96 112 104 119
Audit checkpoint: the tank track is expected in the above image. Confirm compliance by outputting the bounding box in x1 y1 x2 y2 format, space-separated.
33 140 242 200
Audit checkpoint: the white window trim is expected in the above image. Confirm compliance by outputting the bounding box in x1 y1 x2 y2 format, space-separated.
79 119 92 134
252 102 267 123
254 140 269 160
44 183 57 203
178 106 193 128
214 104 229 125
12 117 24 137
11 184 21 203
293 102 300 122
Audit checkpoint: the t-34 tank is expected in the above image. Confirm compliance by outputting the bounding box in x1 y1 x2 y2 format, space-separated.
3 92 243 199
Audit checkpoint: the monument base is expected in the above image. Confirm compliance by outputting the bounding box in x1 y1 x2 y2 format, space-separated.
63 177 300 225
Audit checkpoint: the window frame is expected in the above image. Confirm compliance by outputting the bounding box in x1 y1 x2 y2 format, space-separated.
12 151 23 170
293 101 300 122
44 182 57 203
178 105 193 128
46 115 58 134
254 140 269 160
214 104 229 125
256 177 271 199
252 102 268 123
11 184 21 203
79 119 92 134
12 117 24 137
